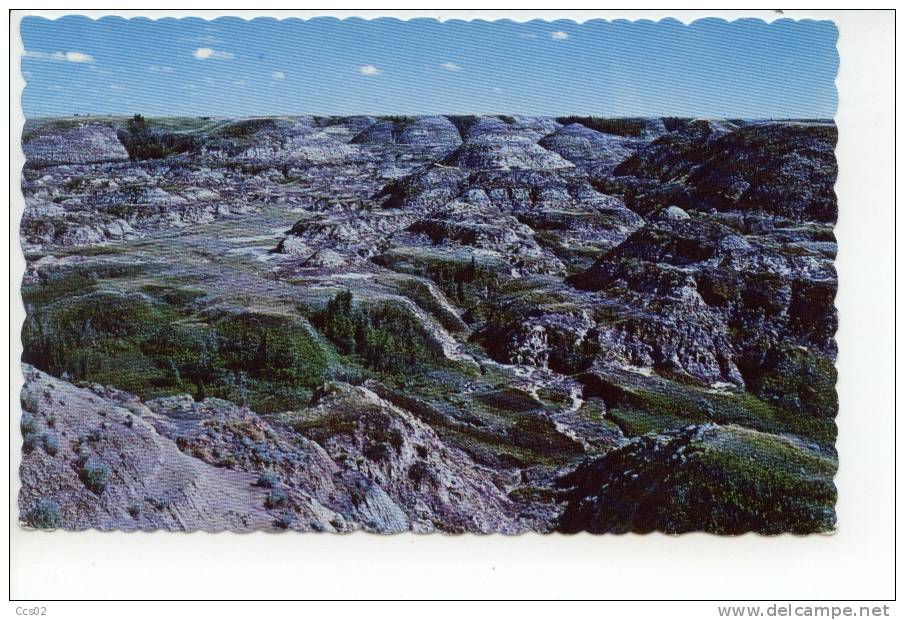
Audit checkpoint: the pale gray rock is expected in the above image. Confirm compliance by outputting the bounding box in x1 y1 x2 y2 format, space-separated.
24 121 129 166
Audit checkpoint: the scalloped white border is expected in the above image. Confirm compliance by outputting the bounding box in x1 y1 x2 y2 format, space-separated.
7 8 896 604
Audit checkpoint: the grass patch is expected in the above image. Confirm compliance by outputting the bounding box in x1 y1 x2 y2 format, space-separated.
139 284 207 307
394 277 468 334
23 288 337 413
582 369 836 448
22 262 146 306
558 425 837 535
747 346 837 421
609 407 695 437
475 388 543 413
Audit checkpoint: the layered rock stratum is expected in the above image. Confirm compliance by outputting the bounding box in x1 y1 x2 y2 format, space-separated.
19 114 837 533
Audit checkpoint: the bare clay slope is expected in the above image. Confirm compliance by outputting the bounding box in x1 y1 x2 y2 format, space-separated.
20 114 838 534
20 365 528 533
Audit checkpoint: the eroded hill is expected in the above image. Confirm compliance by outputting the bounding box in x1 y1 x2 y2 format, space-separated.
19 114 837 533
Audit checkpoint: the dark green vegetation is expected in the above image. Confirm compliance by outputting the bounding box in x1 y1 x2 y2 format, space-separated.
378 251 552 354
310 290 442 374
379 115 418 124
19 114 838 534
78 457 110 494
374 251 507 325
558 425 837 535
614 121 838 222
20 267 456 413
556 116 658 137
118 114 198 161
21 272 335 413
354 381 586 468
745 345 838 422
580 366 836 449
424 256 493 305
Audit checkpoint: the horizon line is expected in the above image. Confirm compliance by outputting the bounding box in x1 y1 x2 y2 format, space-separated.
23 112 836 121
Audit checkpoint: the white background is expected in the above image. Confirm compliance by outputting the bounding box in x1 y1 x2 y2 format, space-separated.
4 6 898 609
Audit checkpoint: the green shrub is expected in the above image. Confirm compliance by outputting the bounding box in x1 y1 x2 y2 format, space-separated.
20 393 39 414
556 116 653 137
425 256 496 307
23 499 62 529
255 472 279 488
22 433 39 453
41 433 59 456
79 458 110 494
311 291 440 374
558 426 837 535
22 262 145 306
20 413 37 436
22 291 167 384
381 115 416 125
118 114 198 161
265 488 288 509
749 347 837 420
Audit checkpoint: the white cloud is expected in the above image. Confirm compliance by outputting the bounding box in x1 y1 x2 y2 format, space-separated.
359 65 381 76
441 62 461 72
65 51 95 63
109 84 125 92
24 50 95 63
193 47 234 60
551 31 569 40
148 64 174 73
493 87 503 93
271 70 285 80
233 79 248 86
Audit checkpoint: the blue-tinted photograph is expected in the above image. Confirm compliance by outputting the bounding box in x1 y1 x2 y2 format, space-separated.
19 16 838 534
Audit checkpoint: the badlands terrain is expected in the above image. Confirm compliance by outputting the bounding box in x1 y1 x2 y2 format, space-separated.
18 113 838 533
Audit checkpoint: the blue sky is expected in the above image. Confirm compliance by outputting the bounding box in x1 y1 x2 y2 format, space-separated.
20 16 838 119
